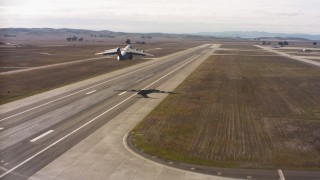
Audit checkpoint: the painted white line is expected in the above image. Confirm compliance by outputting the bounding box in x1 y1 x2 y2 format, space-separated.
1 45 209 122
145 48 162 51
30 130 54 143
0 67 29 69
86 90 96 95
0 127 4 131
256 45 320 67
0 58 168 122
0 166 6 172
118 92 126 96
0 47 206 178
278 169 285 180
0 92 137 179
39 52 52 55
141 54 202 90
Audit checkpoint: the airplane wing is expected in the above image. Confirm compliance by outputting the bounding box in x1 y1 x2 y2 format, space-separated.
95 47 121 56
126 49 154 57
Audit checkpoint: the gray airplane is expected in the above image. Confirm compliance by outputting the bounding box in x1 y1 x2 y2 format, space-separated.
95 45 154 61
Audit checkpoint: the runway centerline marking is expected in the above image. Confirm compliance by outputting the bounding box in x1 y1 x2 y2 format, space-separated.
278 169 285 180
118 92 126 96
30 130 54 143
0 45 208 122
86 90 96 95
0 46 208 178
0 52 183 122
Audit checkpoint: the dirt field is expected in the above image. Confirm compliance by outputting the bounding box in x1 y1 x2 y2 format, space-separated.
220 44 260 49
214 50 276 55
289 53 320 57
0 45 106 70
132 46 320 170
307 59 320 62
0 41 208 104
0 41 206 72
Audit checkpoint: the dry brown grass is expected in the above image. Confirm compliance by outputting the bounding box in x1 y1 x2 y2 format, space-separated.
307 59 320 62
0 41 206 72
0 58 149 104
220 44 261 49
0 45 109 70
132 48 320 170
0 41 207 104
289 53 320 57
214 50 276 55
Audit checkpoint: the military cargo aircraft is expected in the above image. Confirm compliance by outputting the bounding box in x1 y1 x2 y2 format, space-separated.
95 45 154 61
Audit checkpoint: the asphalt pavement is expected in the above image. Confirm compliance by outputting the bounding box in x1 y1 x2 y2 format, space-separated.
1 44 218 179
1 44 319 180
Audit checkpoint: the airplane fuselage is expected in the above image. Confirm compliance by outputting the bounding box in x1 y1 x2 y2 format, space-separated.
118 47 133 61
95 45 153 61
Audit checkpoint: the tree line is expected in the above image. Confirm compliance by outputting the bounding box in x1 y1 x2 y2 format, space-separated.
66 36 83 41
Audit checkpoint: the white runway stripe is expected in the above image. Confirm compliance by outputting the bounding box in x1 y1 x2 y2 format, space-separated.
30 130 54 143
86 90 97 95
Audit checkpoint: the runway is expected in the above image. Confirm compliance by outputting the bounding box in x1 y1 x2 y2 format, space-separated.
1 44 319 180
256 45 320 67
0 44 218 179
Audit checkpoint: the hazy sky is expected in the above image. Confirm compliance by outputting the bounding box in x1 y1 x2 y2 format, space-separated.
1 0 319 34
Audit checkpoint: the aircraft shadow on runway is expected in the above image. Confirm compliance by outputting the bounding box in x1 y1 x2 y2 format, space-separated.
116 89 179 98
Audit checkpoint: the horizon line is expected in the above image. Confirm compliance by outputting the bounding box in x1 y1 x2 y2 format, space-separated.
1 27 320 36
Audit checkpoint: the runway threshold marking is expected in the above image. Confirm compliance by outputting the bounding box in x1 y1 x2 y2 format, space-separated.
0 46 206 179
278 169 285 180
86 90 96 95
30 130 54 143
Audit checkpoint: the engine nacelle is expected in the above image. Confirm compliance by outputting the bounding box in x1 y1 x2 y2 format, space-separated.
116 47 121 56
117 55 125 61
117 51 128 61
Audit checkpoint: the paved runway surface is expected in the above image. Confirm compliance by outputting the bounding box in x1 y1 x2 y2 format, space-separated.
1 44 319 180
0 44 223 179
256 45 320 67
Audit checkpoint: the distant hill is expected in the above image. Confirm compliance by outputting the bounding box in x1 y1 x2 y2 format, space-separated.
194 31 320 40
0 28 117 37
1 28 319 41
0 28 217 40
